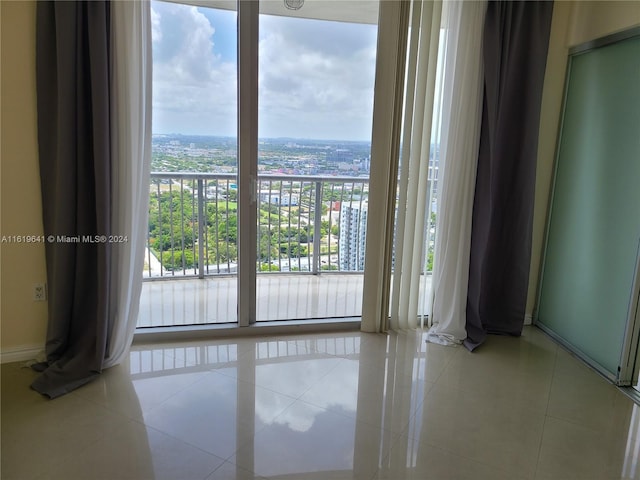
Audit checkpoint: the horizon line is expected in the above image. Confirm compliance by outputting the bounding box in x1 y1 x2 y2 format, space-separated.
152 133 373 143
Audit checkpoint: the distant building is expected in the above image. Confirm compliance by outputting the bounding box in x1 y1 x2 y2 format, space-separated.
327 149 351 163
259 191 299 206
339 201 368 271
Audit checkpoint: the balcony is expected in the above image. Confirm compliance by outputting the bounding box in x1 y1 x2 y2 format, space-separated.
140 172 378 327
138 274 366 327
140 172 435 328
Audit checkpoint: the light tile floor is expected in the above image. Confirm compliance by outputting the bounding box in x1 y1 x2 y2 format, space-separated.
2 327 640 480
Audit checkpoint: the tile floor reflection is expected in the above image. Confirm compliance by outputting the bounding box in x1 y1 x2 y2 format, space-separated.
2 327 640 479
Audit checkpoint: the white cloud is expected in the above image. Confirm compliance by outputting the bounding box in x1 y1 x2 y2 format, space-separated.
258 15 377 140
152 1 237 136
151 1 378 140
150 6 161 43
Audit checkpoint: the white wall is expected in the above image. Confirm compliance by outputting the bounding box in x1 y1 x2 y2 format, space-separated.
0 1 49 362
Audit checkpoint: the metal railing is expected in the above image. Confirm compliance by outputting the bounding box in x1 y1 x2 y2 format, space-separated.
144 173 370 279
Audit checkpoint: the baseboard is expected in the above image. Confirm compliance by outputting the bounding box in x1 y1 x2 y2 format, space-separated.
1 344 44 364
524 314 533 326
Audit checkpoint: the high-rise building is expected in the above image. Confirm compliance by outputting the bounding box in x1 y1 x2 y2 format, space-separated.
339 202 368 271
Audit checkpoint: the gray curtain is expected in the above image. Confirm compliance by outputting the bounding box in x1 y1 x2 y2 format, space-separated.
465 1 553 351
33 1 112 398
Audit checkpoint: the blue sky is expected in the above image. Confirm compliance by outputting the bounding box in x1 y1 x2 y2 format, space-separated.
151 1 378 141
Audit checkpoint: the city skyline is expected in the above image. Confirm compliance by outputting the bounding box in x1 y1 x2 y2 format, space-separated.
151 133 373 177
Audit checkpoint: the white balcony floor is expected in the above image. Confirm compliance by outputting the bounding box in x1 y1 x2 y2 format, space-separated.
138 274 367 327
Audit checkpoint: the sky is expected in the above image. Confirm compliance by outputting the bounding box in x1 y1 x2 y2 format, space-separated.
151 1 379 141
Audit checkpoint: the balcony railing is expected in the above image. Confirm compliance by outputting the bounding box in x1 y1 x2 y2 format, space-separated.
144 173 370 279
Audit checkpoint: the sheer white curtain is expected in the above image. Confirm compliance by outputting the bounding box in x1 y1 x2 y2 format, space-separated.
363 0 486 335
426 0 486 345
104 0 153 368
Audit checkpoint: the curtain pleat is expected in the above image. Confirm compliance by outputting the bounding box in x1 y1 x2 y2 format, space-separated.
427 0 487 345
104 1 152 368
465 1 554 350
367 0 487 335
33 1 112 398
33 0 151 397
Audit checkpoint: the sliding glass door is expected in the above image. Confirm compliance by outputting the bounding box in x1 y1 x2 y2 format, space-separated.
140 0 240 327
139 0 382 329
536 31 640 383
255 1 379 321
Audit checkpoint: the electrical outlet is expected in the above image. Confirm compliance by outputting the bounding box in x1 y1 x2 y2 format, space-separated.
33 283 47 302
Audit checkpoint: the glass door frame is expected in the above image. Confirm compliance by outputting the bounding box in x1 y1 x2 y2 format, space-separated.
621 246 640 386
237 0 259 327
236 0 387 328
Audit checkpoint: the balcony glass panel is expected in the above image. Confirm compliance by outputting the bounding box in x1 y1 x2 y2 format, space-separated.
256 1 379 321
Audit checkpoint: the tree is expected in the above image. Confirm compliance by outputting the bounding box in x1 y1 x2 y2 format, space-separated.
280 242 308 258
161 250 197 271
321 264 339 271
259 263 280 272
320 220 330 236
258 227 279 261
206 240 238 264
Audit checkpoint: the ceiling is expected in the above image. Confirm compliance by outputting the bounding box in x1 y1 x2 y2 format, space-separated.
172 0 380 25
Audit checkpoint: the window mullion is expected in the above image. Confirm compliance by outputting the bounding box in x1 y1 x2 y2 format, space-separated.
237 0 259 327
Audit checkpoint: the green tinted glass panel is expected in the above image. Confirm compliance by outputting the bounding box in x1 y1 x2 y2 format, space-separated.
537 34 640 376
